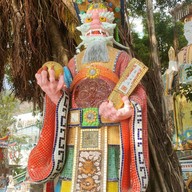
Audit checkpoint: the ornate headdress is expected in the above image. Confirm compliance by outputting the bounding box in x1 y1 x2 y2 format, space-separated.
73 0 124 26
87 2 108 11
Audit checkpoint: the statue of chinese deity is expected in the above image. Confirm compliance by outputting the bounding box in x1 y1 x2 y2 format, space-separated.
27 1 149 192
164 4 192 152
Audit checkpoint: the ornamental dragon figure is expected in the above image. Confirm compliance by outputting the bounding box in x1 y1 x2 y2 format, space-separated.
27 1 149 192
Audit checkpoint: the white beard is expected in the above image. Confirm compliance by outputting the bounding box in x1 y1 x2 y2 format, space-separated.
184 21 192 45
82 39 110 64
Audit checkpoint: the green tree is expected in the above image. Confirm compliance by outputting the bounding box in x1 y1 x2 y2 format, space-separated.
0 92 31 175
127 0 189 71
132 12 187 72
9 135 28 167
132 32 151 66
0 92 18 137
0 92 18 176
130 0 187 191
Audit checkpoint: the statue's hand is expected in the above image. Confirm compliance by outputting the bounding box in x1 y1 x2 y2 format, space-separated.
99 96 133 122
168 46 176 61
35 66 64 104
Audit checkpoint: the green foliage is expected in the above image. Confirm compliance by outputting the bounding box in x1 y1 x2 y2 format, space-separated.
175 22 188 50
127 0 146 17
178 66 192 101
9 135 29 167
185 66 192 101
0 92 18 137
186 66 192 77
153 13 186 68
132 11 187 70
177 83 192 101
35 118 43 131
8 127 31 174
127 0 189 13
155 0 183 9
13 167 26 177
0 92 32 174
132 32 151 67
154 13 174 68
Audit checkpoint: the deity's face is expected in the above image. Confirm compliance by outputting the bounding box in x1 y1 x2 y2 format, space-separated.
184 20 192 45
77 8 116 47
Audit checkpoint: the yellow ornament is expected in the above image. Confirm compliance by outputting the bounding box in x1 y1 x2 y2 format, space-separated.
86 67 99 79
42 61 63 80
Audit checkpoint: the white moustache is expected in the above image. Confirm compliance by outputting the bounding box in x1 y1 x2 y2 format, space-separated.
80 35 113 44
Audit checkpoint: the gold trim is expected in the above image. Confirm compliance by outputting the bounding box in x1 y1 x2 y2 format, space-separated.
178 45 192 65
66 127 76 145
67 125 120 145
61 180 119 192
69 109 81 125
70 64 119 90
80 129 101 150
108 126 120 145
71 127 79 192
103 126 108 192
186 176 192 190
108 58 148 109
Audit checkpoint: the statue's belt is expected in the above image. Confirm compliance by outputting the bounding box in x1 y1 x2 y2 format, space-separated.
67 107 121 191
68 107 119 128
67 108 112 192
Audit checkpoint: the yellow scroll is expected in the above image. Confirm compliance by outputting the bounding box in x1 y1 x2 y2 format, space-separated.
108 58 148 109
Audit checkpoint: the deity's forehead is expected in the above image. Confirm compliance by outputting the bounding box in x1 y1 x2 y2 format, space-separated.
184 14 192 23
79 8 115 23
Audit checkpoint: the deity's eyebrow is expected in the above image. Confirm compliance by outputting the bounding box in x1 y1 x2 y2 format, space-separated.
99 11 115 23
79 13 92 23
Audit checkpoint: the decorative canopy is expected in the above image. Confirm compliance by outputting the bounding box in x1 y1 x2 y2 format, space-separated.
170 3 192 21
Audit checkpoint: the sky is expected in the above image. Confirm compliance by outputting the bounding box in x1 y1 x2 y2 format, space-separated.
131 17 144 37
3 75 11 90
